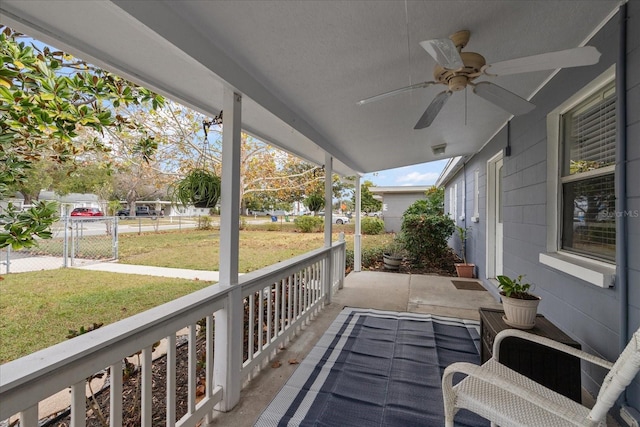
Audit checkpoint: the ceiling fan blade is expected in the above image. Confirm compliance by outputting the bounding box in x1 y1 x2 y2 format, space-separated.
419 38 464 70
473 82 535 116
414 91 452 129
357 81 436 105
484 46 601 76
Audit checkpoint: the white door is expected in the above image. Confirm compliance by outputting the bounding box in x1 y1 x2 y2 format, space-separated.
486 153 504 280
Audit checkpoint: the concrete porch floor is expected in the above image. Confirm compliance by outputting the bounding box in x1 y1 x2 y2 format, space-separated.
207 271 502 426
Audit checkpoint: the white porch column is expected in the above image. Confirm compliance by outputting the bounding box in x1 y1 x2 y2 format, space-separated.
324 153 333 304
354 175 362 272
214 88 242 412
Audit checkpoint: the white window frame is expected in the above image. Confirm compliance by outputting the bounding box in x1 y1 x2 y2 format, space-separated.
449 184 457 220
540 65 616 288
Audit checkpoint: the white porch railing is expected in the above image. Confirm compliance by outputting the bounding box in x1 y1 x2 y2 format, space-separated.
0 240 346 427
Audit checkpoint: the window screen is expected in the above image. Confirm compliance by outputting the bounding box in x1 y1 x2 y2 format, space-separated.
560 81 616 261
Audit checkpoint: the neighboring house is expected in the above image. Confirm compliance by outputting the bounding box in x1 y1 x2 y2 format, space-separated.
437 8 638 411
369 186 431 233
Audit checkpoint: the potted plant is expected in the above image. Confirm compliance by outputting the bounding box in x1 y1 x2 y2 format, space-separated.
382 238 405 270
170 169 221 208
497 274 541 329
454 226 475 278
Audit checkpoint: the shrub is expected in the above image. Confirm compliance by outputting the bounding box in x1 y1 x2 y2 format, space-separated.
361 217 384 235
344 246 385 270
400 214 455 263
362 246 384 268
265 223 281 231
294 215 323 233
197 215 213 230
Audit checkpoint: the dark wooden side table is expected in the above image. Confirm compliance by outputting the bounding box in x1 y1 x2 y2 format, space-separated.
479 307 582 403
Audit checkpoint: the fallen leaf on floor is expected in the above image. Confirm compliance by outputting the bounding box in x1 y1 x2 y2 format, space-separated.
196 384 206 397
271 360 282 368
288 359 299 365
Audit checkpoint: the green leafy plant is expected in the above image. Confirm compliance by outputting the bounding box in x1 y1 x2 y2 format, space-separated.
170 169 221 208
497 274 535 299
456 225 470 264
303 192 324 213
383 237 406 258
0 201 58 249
294 215 323 233
361 216 384 235
401 213 455 263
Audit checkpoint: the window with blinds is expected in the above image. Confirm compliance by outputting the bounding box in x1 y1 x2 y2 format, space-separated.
560 81 616 261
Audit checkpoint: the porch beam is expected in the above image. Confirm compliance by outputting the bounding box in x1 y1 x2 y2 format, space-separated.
214 87 243 411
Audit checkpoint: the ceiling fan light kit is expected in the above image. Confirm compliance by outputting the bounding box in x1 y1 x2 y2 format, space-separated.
358 29 601 129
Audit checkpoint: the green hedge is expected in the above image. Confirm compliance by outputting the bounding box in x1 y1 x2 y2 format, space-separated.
401 214 455 262
361 217 384 235
294 215 324 233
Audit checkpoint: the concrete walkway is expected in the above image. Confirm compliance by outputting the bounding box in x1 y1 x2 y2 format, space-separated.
74 261 220 281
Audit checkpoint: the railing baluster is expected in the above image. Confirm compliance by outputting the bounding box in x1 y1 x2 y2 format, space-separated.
188 324 197 415
293 272 299 320
258 288 264 353
274 281 280 339
204 314 215 424
248 293 255 361
268 285 273 345
166 334 177 427
110 362 123 427
71 380 86 427
19 405 38 427
287 275 293 331
141 346 152 427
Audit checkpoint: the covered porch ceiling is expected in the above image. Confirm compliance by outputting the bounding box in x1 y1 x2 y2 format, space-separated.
1 1 620 177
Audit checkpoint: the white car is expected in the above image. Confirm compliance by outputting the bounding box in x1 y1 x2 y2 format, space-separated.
333 215 350 225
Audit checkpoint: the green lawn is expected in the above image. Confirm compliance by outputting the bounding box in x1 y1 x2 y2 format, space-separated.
0 228 392 362
0 270 208 362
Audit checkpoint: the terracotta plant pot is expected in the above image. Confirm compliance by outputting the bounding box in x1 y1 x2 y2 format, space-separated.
455 263 475 278
501 294 541 329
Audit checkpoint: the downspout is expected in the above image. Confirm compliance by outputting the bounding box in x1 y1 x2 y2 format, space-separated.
616 0 628 358
615 2 636 421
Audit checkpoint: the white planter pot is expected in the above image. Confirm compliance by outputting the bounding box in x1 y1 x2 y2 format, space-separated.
383 253 402 270
501 294 541 329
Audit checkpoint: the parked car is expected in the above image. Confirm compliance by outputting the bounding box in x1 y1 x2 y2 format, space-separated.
117 206 159 218
333 215 350 225
70 207 104 217
367 211 382 218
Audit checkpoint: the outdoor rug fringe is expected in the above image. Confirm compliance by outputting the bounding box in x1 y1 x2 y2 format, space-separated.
254 307 489 426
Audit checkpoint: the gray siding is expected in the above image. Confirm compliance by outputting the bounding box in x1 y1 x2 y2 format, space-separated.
444 4 640 412
381 192 426 233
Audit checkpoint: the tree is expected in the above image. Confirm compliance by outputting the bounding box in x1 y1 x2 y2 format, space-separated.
0 28 163 248
355 180 382 213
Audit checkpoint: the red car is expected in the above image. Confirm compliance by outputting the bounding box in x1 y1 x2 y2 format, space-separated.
70 207 104 217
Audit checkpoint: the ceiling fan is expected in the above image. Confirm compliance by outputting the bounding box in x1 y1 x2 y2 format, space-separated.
357 30 601 129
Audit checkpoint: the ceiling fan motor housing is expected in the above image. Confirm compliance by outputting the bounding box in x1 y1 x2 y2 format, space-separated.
433 51 486 91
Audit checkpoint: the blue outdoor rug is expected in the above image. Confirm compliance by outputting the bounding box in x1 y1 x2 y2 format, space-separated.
254 307 489 427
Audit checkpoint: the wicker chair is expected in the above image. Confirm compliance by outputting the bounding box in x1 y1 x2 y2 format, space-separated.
442 327 640 426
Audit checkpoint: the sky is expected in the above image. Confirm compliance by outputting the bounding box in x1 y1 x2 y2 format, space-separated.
362 159 447 187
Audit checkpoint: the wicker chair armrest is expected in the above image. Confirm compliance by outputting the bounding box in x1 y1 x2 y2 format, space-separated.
442 362 592 426
493 329 614 370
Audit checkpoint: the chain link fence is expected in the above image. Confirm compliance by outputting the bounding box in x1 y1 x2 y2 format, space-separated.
1 216 118 274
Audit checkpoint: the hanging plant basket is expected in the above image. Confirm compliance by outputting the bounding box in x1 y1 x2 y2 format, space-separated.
170 169 221 209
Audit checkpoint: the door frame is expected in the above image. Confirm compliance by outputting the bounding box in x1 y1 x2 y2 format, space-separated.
486 151 504 282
